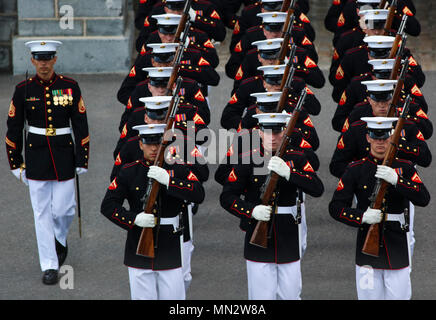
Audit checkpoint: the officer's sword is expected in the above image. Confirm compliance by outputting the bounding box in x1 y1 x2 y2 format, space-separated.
76 173 82 238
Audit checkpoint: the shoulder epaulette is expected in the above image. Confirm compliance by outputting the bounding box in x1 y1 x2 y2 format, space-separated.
345 45 366 55
122 160 141 170
127 135 140 143
241 75 260 86
351 120 366 127
349 158 365 167
16 77 35 88
247 25 261 33
339 27 358 39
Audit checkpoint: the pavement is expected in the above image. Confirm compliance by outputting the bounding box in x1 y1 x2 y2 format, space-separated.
1 19 436 299
0 67 435 300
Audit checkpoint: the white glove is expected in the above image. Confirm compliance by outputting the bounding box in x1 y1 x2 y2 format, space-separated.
11 168 28 186
134 213 156 228
251 205 272 222
268 156 290 181
375 165 398 186
76 167 88 175
362 208 383 225
189 8 197 22
147 166 170 187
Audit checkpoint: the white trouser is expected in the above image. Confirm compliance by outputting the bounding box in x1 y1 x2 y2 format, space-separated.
28 179 76 271
246 260 302 300
183 240 194 292
128 267 185 300
300 201 307 257
356 265 411 300
409 202 415 259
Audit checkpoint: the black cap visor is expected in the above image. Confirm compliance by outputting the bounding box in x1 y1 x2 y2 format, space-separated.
153 52 175 63
257 102 279 112
263 22 284 32
365 19 386 30
158 24 178 35
32 51 56 61
264 74 283 86
140 134 164 145
145 108 169 121
373 70 392 79
369 47 391 59
368 91 393 102
368 128 391 139
166 1 185 11
259 48 280 60
262 3 283 11
259 123 286 133
149 77 170 88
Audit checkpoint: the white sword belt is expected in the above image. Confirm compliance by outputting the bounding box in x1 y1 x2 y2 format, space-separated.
28 126 71 136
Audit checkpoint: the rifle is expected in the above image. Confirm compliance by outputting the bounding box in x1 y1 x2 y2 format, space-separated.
277 50 297 113
277 14 296 65
384 0 397 34
388 58 409 117
174 0 193 43
279 43 297 91
249 89 307 248
280 0 295 12
388 15 408 59
277 0 297 63
361 95 412 257
379 0 388 9
136 77 184 258
166 21 191 96
389 34 407 80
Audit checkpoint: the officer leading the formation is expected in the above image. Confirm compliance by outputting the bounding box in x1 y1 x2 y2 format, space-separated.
5 40 90 285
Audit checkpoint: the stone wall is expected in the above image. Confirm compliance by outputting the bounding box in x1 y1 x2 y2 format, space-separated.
12 0 134 75
0 0 17 72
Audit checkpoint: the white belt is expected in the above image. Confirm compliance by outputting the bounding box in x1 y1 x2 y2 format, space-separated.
385 213 406 226
276 205 298 220
28 126 71 136
159 217 179 230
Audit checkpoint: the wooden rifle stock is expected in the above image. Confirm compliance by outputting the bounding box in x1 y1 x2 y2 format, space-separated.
388 15 408 59
136 78 184 258
379 0 387 9
361 96 412 257
389 34 407 81
280 0 296 12
279 44 297 91
174 0 192 43
384 0 397 34
388 58 409 117
165 22 191 96
249 89 307 248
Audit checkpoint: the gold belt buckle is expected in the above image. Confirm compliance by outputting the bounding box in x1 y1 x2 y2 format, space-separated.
46 127 56 136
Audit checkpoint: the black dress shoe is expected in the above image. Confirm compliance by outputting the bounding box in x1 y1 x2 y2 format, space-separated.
42 269 58 285
55 239 68 266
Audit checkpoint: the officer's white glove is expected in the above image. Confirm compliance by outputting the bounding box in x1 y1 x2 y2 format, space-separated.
134 213 156 228
189 8 197 22
11 168 28 186
268 156 290 181
251 205 272 222
362 208 383 225
147 166 170 187
375 165 398 186
76 167 88 175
